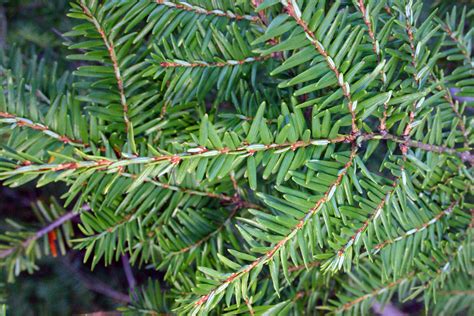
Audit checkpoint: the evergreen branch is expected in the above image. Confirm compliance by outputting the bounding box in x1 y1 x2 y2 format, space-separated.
75 194 254 259
119 172 238 203
160 56 269 68
355 0 386 84
192 146 358 309
365 133 473 164
287 261 320 273
282 1 358 133
0 111 85 147
400 2 422 170
1 136 350 176
371 201 458 253
74 214 133 248
121 172 262 210
439 21 472 66
0 206 86 259
3 132 471 178
431 74 470 147
403 7 420 85
170 206 240 255
414 231 473 294
155 0 260 22
336 229 472 313
245 298 255 316
61 258 131 303
122 255 136 291
2 2 474 313
0 65 51 105
335 273 415 313
333 181 398 262
79 0 134 148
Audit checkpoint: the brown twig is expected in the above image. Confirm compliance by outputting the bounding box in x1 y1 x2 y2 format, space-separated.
194 146 358 307
155 0 260 23
79 1 133 147
283 1 358 133
160 56 269 68
122 255 136 291
0 111 86 147
61 257 131 303
0 205 89 259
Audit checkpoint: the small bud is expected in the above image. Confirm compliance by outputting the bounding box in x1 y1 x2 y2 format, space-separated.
315 41 325 53
327 57 336 70
291 0 302 18
311 139 330 146
338 73 344 86
344 82 350 95
246 144 267 151
351 100 358 112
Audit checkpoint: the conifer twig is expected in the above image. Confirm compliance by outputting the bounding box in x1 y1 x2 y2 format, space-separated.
283 1 358 133
371 201 458 253
0 111 85 147
79 1 134 150
160 56 269 68
155 0 260 22
122 254 136 291
193 146 358 307
0 205 88 259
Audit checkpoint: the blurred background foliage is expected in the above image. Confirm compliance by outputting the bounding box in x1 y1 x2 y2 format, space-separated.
0 0 472 315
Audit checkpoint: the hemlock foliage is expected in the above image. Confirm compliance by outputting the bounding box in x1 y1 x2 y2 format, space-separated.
0 0 473 314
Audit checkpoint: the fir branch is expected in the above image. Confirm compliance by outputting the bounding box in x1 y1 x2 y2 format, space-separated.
439 20 472 66
122 255 136 291
76 194 255 258
61 258 131 303
3 132 471 178
282 1 358 133
413 231 473 301
0 65 51 105
355 0 386 83
399 1 423 171
287 261 320 273
120 172 237 203
335 273 415 313
338 229 473 313
245 298 255 316
2 1 474 313
365 133 473 164
0 206 87 259
0 111 85 147
160 56 269 68
371 201 459 253
431 74 470 147
403 6 421 85
79 0 134 149
192 146 358 309
1 136 350 175
333 182 398 264
155 0 260 23
169 206 240 255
